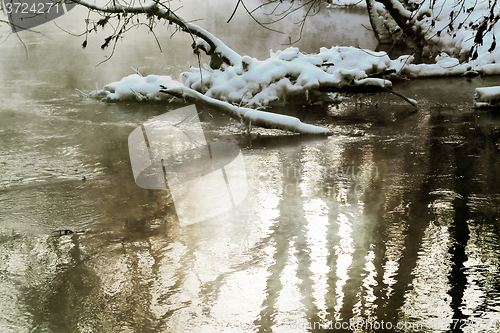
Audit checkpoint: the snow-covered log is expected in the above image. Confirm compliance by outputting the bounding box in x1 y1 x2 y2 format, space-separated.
88 46 397 107
181 47 393 108
159 86 330 135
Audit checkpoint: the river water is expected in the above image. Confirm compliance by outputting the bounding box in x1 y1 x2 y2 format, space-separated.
1 1 500 332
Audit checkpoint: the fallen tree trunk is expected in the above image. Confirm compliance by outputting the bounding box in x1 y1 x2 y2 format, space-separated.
159 85 330 135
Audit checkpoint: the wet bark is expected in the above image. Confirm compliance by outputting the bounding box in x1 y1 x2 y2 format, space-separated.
365 0 392 44
374 0 426 60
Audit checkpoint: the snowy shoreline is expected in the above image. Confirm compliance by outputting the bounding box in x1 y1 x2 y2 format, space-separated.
88 46 496 105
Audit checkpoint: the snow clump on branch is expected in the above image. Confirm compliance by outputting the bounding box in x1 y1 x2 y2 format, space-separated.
92 74 184 101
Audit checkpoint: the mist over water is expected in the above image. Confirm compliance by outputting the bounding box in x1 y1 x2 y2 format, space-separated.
1 1 500 332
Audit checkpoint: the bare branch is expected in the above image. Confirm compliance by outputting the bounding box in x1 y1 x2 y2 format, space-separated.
70 0 242 66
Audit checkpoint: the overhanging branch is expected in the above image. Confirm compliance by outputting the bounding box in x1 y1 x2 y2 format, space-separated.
70 0 242 66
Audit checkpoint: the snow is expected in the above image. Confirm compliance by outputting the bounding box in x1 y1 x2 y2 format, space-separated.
386 0 412 18
89 46 471 109
180 46 393 107
243 110 329 134
160 86 330 134
90 46 396 108
398 53 471 77
92 74 184 101
327 0 500 72
480 64 500 75
475 86 500 107
369 0 500 68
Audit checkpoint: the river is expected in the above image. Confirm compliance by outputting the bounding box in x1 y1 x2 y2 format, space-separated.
1 1 500 332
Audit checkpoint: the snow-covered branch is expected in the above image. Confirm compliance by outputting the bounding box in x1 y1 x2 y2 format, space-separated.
365 0 391 44
159 85 330 135
374 0 426 56
70 0 242 67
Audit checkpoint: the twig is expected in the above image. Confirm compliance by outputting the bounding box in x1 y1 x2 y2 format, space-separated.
131 66 142 76
384 87 418 107
75 88 90 97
